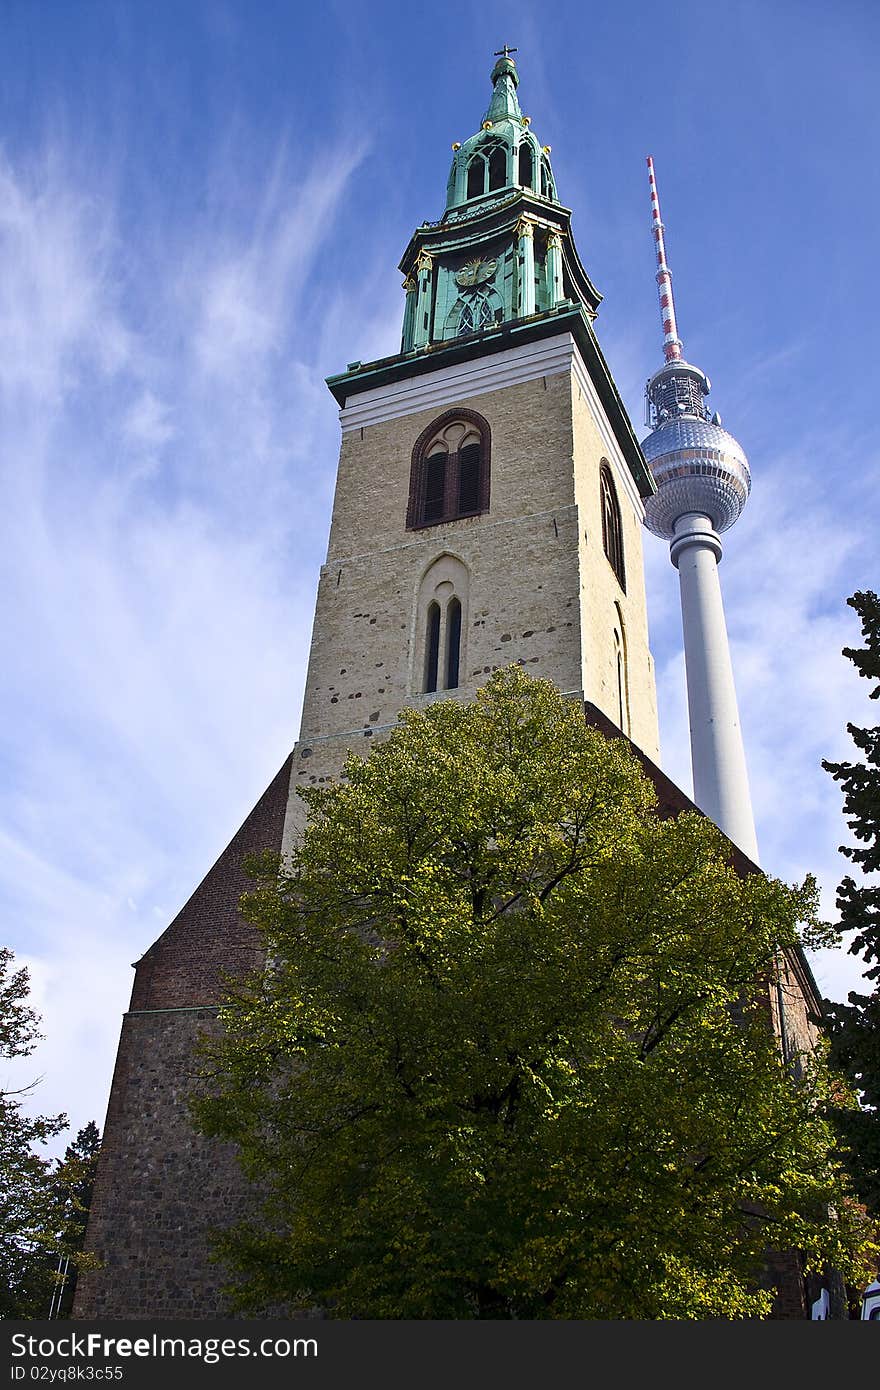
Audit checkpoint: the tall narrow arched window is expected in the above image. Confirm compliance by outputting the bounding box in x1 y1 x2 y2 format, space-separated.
487 143 506 191
445 597 462 690
614 605 630 735
518 142 533 190
467 155 485 200
600 463 626 592
540 157 554 199
614 629 625 732
415 555 470 698
408 409 491 530
424 602 441 693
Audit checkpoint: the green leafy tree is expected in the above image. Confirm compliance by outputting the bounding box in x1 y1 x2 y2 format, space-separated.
45 1121 102 1318
822 591 880 1215
0 948 101 1319
0 946 66 1318
196 668 875 1319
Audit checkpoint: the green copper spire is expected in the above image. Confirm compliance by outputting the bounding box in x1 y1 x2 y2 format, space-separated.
485 47 522 122
327 52 652 504
444 51 557 213
383 52 602 358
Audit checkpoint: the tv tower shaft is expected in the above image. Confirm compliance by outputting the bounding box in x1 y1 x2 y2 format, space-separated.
642 158 759 864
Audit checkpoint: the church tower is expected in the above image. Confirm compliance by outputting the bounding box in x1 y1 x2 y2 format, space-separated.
282 49 660 858
77 55 832 1322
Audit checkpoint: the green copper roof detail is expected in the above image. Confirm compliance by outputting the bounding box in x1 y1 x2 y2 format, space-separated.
391 52 600 357
485 53 522 121
444 53 558 214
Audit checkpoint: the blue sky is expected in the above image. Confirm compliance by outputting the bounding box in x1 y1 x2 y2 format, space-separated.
2 0 878 1151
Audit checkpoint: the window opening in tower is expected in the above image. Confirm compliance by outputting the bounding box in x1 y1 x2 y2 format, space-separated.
518 142 533 190
601 465 626 592
425 603 441 693
488 144 506 190
445 597 462 690
467 155 484 200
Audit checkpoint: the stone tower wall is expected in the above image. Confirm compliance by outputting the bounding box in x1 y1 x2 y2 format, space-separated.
570 370 659 754
297 332 660 765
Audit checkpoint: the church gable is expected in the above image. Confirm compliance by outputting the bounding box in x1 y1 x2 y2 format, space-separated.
129 753 293 1012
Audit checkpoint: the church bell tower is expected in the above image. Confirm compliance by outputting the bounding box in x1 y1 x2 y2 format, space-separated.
283 50 660 851
74 52 672 1321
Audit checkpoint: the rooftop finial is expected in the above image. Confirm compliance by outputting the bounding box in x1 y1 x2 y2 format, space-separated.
646 156 683 364
486 45 522 121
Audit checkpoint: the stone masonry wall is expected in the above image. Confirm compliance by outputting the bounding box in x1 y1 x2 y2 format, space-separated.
73 1011 256 1319
298 366 659 761
571 378 660 758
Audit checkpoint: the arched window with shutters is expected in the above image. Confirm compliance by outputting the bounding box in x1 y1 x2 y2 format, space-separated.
600 462 626 592
407 409 491 530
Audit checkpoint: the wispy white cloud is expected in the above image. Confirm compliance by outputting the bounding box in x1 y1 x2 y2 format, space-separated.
0 152 130 402
0 127 388 1148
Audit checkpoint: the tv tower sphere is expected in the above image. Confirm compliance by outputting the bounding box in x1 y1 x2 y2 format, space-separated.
641 363 751 542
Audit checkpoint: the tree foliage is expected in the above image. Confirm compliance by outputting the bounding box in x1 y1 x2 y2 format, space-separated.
196 669 874 1319
0 945 67 1318
0 947 101 1318
45 1122 103 1318
822 591 880 1214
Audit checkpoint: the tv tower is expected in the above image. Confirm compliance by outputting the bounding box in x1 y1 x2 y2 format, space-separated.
641 157 759 863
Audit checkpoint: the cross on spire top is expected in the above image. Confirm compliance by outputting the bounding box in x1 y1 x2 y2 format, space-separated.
494 45 517 59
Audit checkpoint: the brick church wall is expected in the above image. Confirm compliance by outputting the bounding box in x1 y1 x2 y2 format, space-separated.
73 755 293 1319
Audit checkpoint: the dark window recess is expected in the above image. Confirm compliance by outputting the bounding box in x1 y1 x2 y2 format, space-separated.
424 453 447 523
488 145 506 191
458 443 481 514
445 598 462 690
467 157 484 199
518 143 533 189
425 603 441 692
601 465 626 592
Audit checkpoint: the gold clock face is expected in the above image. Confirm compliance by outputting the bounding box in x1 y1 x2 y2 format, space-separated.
455 256 498 289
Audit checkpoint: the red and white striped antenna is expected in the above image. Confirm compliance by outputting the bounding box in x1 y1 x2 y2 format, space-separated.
647 156 683 363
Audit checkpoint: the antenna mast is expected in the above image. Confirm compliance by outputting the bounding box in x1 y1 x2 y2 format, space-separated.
647 156 683 364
